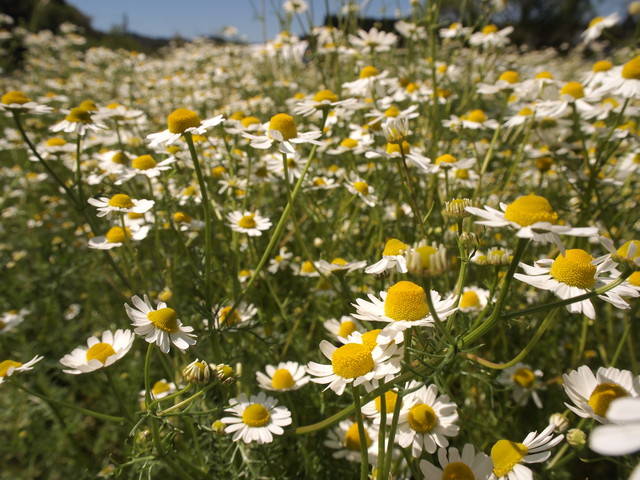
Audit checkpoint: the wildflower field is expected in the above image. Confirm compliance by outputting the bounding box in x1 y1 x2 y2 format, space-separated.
1 2 640 479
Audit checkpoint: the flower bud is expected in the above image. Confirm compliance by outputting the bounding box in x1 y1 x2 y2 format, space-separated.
566 428 586 448
213 363 236 385
182 359 211 385
549 413 570 433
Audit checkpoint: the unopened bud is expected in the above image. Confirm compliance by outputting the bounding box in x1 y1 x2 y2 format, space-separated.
566 428 586 448
182 359 211 385
213 363 236 385
549 413 570 433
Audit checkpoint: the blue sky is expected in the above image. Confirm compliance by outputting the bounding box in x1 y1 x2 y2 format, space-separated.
67 0 628 44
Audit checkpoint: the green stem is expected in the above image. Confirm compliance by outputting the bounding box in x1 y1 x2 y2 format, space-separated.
352 385 369 480
144 343 154 409
105 368 135 423
398 143 428 239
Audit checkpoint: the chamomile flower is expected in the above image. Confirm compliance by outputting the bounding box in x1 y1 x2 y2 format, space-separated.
59 329 134 374
514 249 638 319
396 381 460 456
244 112 322 155
324 419 379 464
256 361 309 392
115 154 176 184
87 194 154 218
221 392 292 444
405 240 449 277
580 13 620 45
323 315 364 341
215 303 258 328
139 379 177 400
589 396 640 456
361 388 401 424
226 210 272 236
267 246 294 273
420 444 493 480
0 355 43 385
489 424 563 480
595 55 640 99
125 295 196 354
458 286 490 313
0 90 52 114
351 280 457 344
88 225 150 250
365 238 411 275
349 27 397 53
293 88 357 117
465 193 598 252
50 106 107 135
146 108 224 148
468 24 513 48
305 333 401 395
497 363 545 409
0 308 29 334
440 22 473 39
345 175 378 207
562 365 639 423
314 257 367 275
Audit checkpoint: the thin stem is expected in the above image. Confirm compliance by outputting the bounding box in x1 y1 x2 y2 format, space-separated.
398 143 428 239
352 385 369 480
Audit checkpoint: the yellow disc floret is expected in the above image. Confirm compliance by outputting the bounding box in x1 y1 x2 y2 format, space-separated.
167 108 201 134
46 137 67 147
560 81 585 99
0 360 22 377
241 116 261 128
503 194 558 226
593 60 613 72
382 238 408 256
499 70 519 84
331 343 374 379
219 306 242 326
105 226 131 243
65 107 93 123
337 320 357 338
242 403 271 427
459 291 480 310
384 281 429 321
269 113 297 140
132 154 157 170
588 382 628 417
344 422 372 450
441 462 476 480
353 181 369 196
550 249 596 289
313 89 338 103
271 368 295 390
436 154 457 165
467 109 487 123
238 214 257 229
2 90 31 105
359 65 379 79
147 307 179 333
408 403 438 433
482 24 498 34
85 342 116 364
491 440 528 477
622 56 640 80
513 367 536 388
108 194 134 209
375 390 398 413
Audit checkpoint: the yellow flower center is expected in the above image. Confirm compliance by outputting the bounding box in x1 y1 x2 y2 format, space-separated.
269 113 297 140
65 107 93 123
384 105 401 117
456 169 469 179
105 226 131 243
173 212 192 224
535 71 554 79
436 154 457 165
415 245 438 269
518 107 534 116
331 257 348 266
513 367 536 388
167 108 201 134
589 16 604 27
442 462 476 480
0 360 22 377
491 440 528 477
238 214 257 229
79 100 98 112
503 194 558 226
242 403 271 427
593 60 613 72
132 154 157 170
384 281 429 321
622 56 640 80
111 152 128 164
499 70 519 84
588 382 628 417
359 65 379 79
46 137 67 147
331 343 374 379
219 306 242 326
353 181 369 196
628 272 640 287
361 329 382 351
467 109 487 123
152 380 171 396
382 238 408 256
301 261 316 274
560 81 585 99
344 422 372 451
313 89 338 103
337 320 357 338
340 138 358 149
550 249 596 289
482 24 498 34
375 390 398 413
460 291 480 309
271 368 295 389
108 194 134 209
147 307 179 333
85 342 116 364
241 116 260 128
408 403 438 433
386 141 410 155
2 90 31 105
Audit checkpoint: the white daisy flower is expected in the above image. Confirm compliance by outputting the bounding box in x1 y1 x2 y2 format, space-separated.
361 388 401 424
267 246 294 274
221 392 292 444
324 419 379 464
365 238 411 275
348 27 397 53
465 193 598 252
226 210 272 236
114 154 176 185
125 295 196 354
88 225 150 250
589 396 640 455
468 24 513 48
139 379 177 400
408 152 476 174
489 424 563 480
305 333 401 395
352 280 457 344
293 88 357 117
0 90 52 115
214 303 258 328
323 315 364 341
0 308 29 334
0 355 44 385
146 108 224 148
440 22 473 39
59 329 134 374
243 113 322 155
256 361 309 392
50 106 107 135
405 240 449 277
396 381 460 456
314 257 367 275
497 363 546 409
595 55 640 99
420 444 493 480
535 81 597 119
345 175 378 207
87 194 154 218
458 286 490 313
580 13 620 45
562 365 639 424
514 249 639 319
